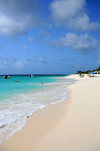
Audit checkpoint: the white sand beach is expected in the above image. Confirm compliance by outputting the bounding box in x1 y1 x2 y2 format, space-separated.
0 74 100 151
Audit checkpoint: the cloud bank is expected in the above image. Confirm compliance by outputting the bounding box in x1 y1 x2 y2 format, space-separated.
0 0 39 35
0 0 99 36
54 33 99 52
50 0 99 31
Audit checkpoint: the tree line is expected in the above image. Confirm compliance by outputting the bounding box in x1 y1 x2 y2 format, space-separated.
77 66 100 74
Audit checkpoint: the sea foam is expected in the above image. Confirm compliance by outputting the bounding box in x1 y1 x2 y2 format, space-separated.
0 77 75 143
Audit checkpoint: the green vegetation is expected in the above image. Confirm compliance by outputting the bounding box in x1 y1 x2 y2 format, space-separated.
77 70 91 74
96 66 100 71
77 66 100 74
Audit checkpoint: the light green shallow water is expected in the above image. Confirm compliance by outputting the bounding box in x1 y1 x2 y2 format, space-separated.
0 75 59 101
0 75 75 144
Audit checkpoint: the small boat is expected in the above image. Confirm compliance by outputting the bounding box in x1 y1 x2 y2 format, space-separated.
3 75 10 79
29 74 34 78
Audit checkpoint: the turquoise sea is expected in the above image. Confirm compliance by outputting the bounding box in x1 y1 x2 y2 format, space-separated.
0 75 75 143
0 75 58 101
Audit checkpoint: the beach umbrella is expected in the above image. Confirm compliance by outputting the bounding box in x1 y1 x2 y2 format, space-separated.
90 72 95 74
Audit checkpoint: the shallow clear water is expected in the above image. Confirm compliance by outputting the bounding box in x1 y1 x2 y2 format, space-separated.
0 75 75 143
0 75 58 101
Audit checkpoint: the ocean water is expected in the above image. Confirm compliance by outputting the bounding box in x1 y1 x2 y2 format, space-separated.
0 75 75 143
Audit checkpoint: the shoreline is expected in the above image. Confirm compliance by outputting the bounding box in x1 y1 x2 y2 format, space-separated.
0 75 75 148
0 95 70 151
0 75 73 144
1 74 100 151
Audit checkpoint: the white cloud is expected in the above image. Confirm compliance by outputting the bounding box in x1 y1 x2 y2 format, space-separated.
50 0 85 22
0 57 10 68
22 45 29 51
68 14 99 31
37 56 48 64
28 36 34 42
0 61 8 68
0 0 39 35
15 60 24 69
54 33 99 52
50 0 99 31
0 57 32 71
38 57 44 62
0 15 34 35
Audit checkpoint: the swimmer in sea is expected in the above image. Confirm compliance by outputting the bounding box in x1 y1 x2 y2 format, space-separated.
15 80 20 82
41 81 44 84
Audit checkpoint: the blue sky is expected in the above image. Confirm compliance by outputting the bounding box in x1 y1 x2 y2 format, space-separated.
0 0 100 74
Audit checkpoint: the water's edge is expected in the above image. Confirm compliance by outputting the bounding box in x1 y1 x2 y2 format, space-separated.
0 76 76 144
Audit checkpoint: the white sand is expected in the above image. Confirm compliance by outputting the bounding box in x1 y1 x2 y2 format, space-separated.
0 74 100 151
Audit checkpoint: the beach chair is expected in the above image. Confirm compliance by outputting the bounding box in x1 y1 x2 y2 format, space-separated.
89 74 95 77
79 74 84 77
